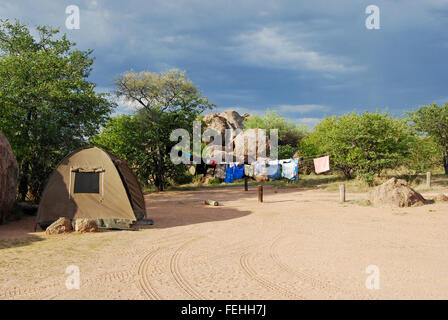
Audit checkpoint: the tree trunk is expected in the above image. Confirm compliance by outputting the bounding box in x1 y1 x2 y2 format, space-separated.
443 150 448 175
19 166 29 201
154 177 163 192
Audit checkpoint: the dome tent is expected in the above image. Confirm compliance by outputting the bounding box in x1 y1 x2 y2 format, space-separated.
36 147 147 230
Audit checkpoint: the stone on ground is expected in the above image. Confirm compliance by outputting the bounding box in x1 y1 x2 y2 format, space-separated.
75 218 99 233
368 177 426 207
46 217 73 235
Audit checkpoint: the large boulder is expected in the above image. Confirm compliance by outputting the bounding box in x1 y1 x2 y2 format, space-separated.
232 128 271 162
0 131 18 224
46 217 73 235
368 178 426 207
74 219 99 233
203 111 273 163
203 110 246 145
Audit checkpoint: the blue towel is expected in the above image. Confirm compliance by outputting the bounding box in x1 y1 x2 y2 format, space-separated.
225 165 234 183
233 164 244 180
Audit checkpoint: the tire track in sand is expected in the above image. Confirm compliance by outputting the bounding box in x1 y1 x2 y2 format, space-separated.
237 212 304 299
269 235 342 297
138 247 164 300
136 225 203 300
239 252 304 299
169 237 206 300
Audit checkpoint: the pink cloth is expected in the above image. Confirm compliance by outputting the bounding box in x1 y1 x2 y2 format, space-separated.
313 156 330 174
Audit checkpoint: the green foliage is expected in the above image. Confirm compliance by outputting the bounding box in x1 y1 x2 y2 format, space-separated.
278 144 297 159
94 69 214 191
408 103 448 174
207 177 221 185
0 20 114 200
405 136 442 174
299 111 414 183
243 110 307 147
172 170 194 185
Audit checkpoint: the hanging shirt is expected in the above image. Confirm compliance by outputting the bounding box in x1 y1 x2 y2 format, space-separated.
233 164 244 180
313 156 330 174
253 161 267 176
244 164 254 177
225 165 234 183
281 162 297 180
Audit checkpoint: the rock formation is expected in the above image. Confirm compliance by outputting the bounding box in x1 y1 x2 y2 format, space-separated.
203 111 271 162
368 178 426 207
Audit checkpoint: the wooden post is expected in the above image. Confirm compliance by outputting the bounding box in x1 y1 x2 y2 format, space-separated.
258 185 263 203
426 172 431 189
244 177 248 191
204 200 219 206
339 184 346 203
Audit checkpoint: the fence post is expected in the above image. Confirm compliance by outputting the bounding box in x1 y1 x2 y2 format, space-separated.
244 176 248 191
426 172 431 189
258 185 263 203
339 184 346 203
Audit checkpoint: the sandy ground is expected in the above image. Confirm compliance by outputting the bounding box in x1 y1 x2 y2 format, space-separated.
1 186 448 300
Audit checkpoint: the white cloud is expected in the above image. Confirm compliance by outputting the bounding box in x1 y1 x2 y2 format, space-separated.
277 104 330 114
234 27 361 73
293 117 321 128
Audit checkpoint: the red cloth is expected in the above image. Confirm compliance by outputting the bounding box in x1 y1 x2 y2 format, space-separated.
313 156 330 174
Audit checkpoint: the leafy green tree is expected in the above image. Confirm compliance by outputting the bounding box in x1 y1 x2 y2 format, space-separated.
96 69 214 191
299 112 414 183
0 20 114 201
93 113 194 189
408 103 448 174
244 110 307 147
278 145 297 159
404 136 442 174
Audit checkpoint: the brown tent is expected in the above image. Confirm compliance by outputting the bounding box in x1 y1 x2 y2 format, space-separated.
36 147 147 229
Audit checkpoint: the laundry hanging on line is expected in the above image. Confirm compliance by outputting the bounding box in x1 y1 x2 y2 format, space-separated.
313 156 330 174
233 164 245 180
224 165 234 183
281 162 298 181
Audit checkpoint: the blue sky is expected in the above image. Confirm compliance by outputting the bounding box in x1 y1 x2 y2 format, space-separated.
1 0 447 127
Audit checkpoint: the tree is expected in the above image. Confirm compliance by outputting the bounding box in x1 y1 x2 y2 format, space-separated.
408 103 448 174
402 135 442 180
278 145 297 159
299 111 414 183
0 20 114 201
244 110 307 147
102 69 214 191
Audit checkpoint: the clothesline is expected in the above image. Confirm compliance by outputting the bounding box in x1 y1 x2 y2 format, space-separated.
296 154 333 161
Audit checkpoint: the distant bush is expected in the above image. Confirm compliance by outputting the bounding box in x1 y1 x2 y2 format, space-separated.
172 170 194 185
208 177 221 185
299 111 414 184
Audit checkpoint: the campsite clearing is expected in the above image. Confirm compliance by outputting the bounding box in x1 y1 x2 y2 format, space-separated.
1 186 448 299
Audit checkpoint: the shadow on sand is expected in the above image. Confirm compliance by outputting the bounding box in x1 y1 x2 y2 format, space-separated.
0 234 44 250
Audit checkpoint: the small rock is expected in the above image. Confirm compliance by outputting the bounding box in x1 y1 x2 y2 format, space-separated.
74 219 99 233
46 217 73 235
433 194 448 202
